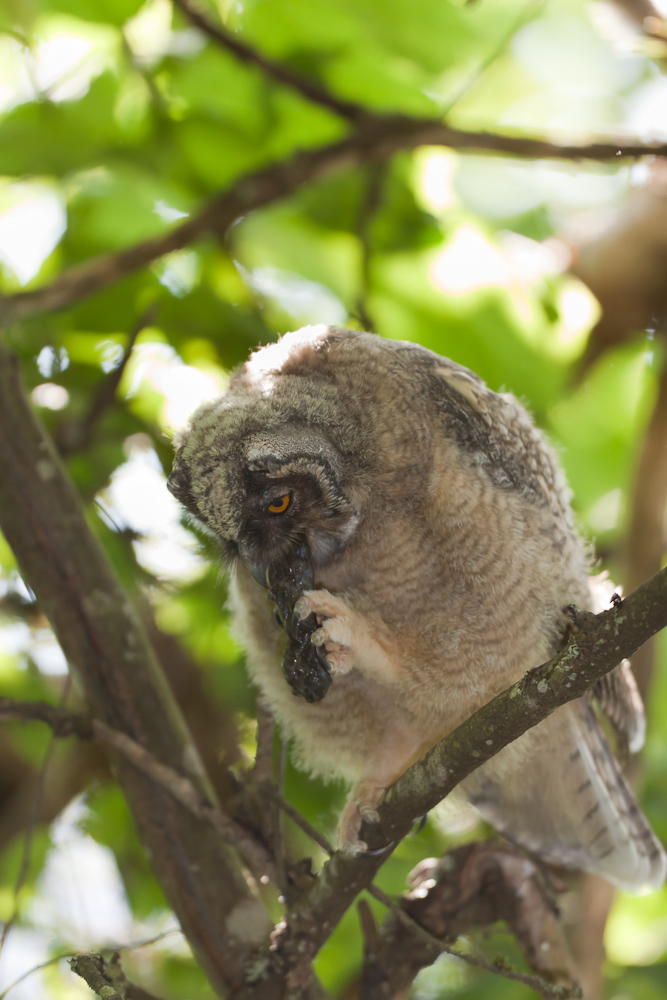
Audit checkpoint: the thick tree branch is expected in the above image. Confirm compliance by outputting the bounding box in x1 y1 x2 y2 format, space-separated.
171 0 365 121
3 118 667 325
0 341 270 998
259 569 667 995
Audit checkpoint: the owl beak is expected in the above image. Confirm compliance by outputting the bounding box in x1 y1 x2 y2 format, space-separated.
246 561 270 589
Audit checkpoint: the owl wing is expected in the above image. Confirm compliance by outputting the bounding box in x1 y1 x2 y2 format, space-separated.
461 699 666 890
587 575 646 758
393 343 573 521
591 660 646 759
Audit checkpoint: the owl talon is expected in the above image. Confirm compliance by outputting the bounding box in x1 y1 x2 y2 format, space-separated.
315 644 331 671
359 806 382 829
341 839 368 856
363 840 395 857
413 812 429 835
293 595 313 622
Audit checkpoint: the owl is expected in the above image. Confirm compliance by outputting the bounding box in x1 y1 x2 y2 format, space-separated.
168 324 666 890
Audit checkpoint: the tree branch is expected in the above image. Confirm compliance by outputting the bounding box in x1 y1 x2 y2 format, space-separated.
625 362 667 700
0 698 275 880
363 845 578 1000
364 878 579 1000
171 0 365 122
55 304 156 455
3 118 667 325
0 341 270 998
17 728 567 999
265 792 577 997
69 955 125 1000
69 952 170 1000
261 569 667 995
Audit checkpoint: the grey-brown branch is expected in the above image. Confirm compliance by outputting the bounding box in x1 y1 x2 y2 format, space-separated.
69 952 168 1000
69 955 125 1000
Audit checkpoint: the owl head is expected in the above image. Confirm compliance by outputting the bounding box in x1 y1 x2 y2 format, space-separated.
167 326 362 587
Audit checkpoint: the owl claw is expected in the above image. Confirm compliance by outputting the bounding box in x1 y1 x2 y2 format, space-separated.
290 605 316 645
315 645 331 671
293 595 313 622
310 630 351 674
363 840 396 857
359 805 381 829
413 812 429 835
339 833 394 857
339 781 389 854
341 839 368 856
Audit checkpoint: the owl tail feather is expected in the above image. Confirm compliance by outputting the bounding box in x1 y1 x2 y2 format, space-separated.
461 700 667 892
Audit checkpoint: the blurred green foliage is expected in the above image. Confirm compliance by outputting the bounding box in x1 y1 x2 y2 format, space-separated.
0 0 665 997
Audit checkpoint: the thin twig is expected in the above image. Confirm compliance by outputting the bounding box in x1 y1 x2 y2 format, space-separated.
0 929 181 1000
3 119 667 324
366 884 581 1000
0 678 71 967
0 699 276 882
354 161 386 332
272 789 335 857
56 304 157 455
442 0 544 116
92 719 277 880
171 0 364 121
69 955 125 1000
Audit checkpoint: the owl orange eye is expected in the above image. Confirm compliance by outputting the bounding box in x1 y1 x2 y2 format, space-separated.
267 494 290 515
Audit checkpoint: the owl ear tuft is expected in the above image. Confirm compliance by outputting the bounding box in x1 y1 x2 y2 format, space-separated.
167 461 200 519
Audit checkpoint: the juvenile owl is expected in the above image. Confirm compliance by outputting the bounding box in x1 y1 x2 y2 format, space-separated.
168 325 666 890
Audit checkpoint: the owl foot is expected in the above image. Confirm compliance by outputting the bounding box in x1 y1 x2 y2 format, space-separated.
294 589 399 682
294 590 360 675
339 781 387 854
